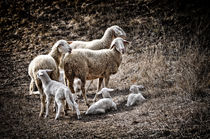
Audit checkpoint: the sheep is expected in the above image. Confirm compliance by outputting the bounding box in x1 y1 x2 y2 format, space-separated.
126 85 146 107
68 25 126 50
64 37 129 106
62 25 127 92
96 88 114 99
85 88 117 115
37 69 81 120
28 40 72 117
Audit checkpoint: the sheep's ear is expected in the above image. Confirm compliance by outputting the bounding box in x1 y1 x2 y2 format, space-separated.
123 40 130 45
97 91 103 95
68 41 72 44
110 41 116 49
39 72 44 76
137 85 144 90
45 69 53 73
106 88 114 92
113 28 121 35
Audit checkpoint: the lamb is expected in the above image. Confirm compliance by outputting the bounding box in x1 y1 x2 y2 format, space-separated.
96 88 114 98
126 85 146 107
64 37 129 106
28 40 71 117
85 88 117 115
37 69 81 120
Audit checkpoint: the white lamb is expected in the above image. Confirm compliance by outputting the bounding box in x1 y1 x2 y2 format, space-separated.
37 69 81 120
85 88 117 115
126 85 146 107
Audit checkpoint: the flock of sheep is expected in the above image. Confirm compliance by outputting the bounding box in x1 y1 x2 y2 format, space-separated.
28 25 146 120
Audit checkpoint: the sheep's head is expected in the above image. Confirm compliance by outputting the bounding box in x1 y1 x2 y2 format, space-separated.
110 37 129 54
129 85 145 94
37 69 52 79
97 88 114 98
111 25 126 39
53 40 72 54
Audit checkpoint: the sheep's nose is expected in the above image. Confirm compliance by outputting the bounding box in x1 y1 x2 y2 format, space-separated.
121 49 125 54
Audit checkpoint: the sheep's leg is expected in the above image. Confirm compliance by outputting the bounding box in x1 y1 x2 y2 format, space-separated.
62 100 68 116
45 95 50 118
65 92 81 119
35 79 46 117
85 80 93 92
55 99 62 120
80 79 89 107
29 79 34 95
73 102 81 119
93 78 103 102
64 74 68 86
104 76 110 87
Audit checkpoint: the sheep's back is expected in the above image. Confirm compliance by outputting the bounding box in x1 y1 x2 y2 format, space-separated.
64 49 112 80
29 55 58 79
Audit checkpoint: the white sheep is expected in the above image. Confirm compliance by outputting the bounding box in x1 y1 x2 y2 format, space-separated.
85 88 117 115
96 88 114 98
37 69 81 120
64 37 129 106
28 40 71 117
126 85 146 107
62 25 127 92
68 25 126 50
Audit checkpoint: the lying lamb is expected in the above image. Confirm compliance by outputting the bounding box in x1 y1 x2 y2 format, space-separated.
126 85 146 107
85 88 117 115
37 69 81 120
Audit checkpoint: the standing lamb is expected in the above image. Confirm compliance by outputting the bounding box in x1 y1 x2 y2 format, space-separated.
28 40 72 117
64 37 129 106
126 85 146 107
85 88 117 115
37 69 81 120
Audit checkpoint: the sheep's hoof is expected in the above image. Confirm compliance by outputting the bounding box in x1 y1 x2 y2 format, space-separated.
64 111 68 116
44 115 48 119
77 115 81 120
39 113 44 118
92 98 96 102
86 103 90 107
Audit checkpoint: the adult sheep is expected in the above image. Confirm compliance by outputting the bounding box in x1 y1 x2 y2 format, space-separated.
60 25 126 92
28 40 72 117
63 37 129 106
